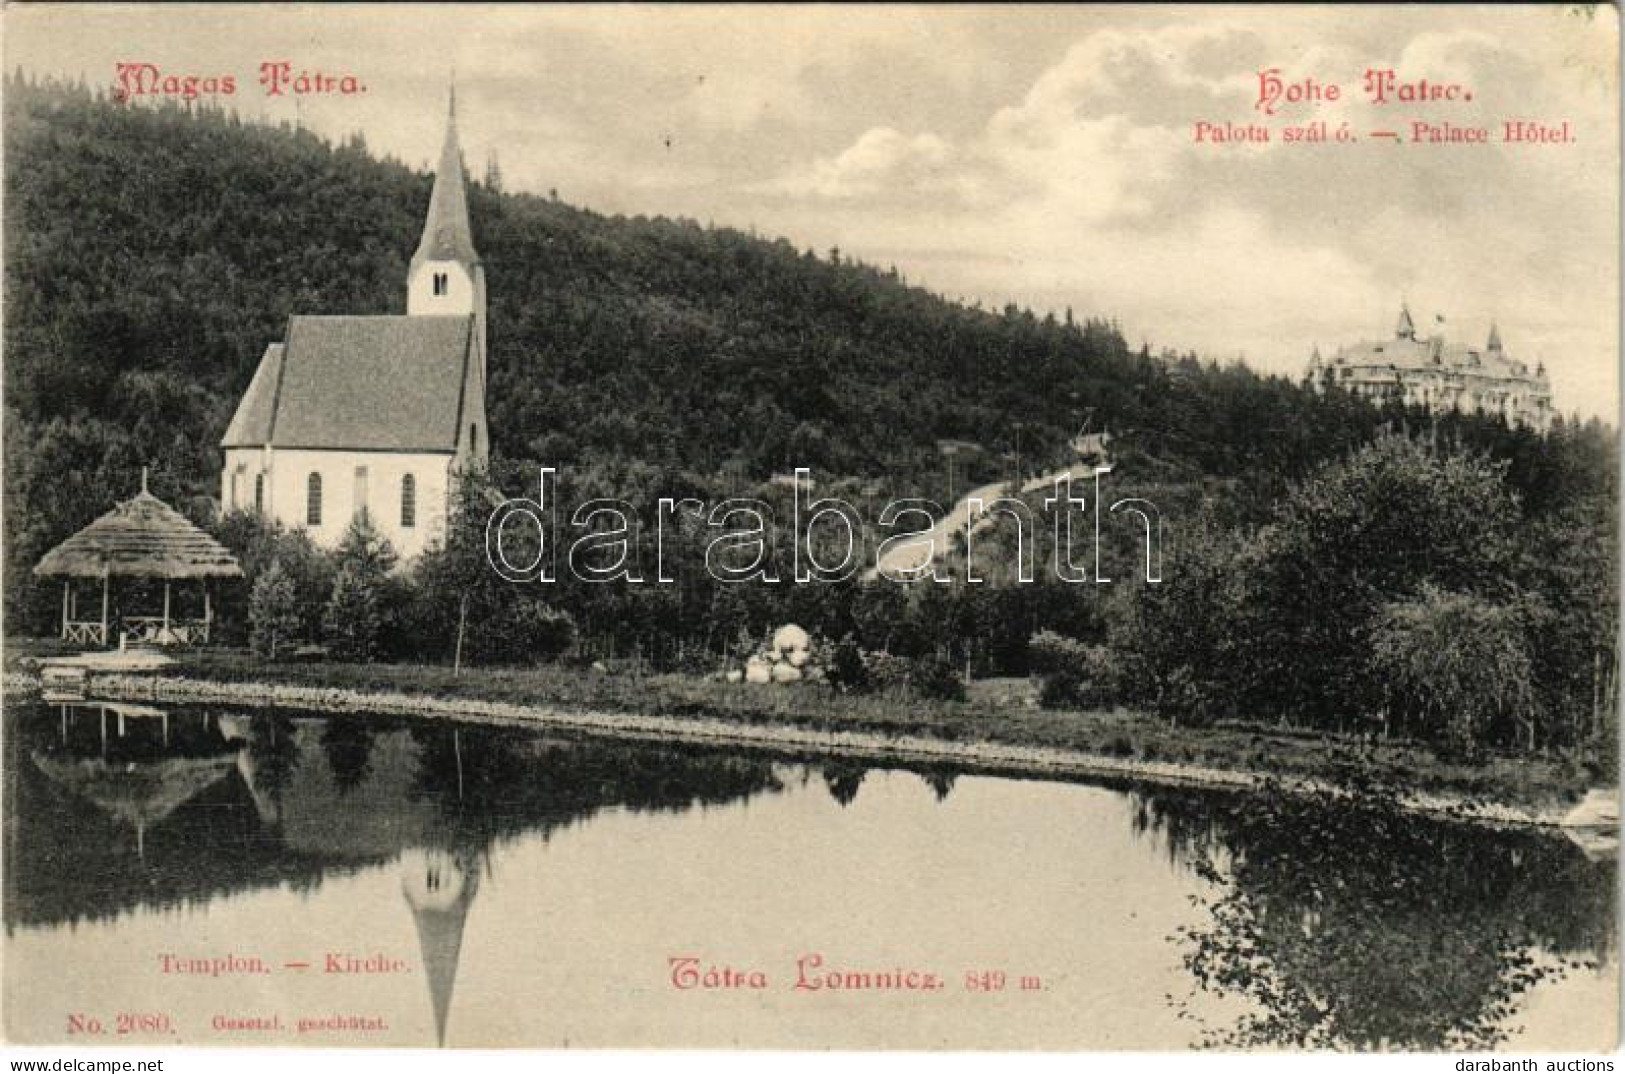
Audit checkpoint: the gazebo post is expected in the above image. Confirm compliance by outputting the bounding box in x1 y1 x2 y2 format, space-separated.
162 581 172 633
60 581 70 640
204 584 213 644
100 571 110 648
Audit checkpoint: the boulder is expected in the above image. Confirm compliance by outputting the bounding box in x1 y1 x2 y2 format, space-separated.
772 623 811 654
771 663 802 684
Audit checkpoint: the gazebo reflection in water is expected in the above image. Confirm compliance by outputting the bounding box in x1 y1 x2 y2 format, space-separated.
13 704 785 1047
32 470 242 648
29 700 488 1046
34 699 240 860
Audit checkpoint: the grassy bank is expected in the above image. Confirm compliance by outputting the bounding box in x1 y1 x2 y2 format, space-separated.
4 639 1597 811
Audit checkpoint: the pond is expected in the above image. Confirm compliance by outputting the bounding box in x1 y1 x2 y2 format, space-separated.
2 698 1616 1050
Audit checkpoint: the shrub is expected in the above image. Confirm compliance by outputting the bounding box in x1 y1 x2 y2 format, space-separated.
1031 631 1122 709
1102 733 1134 757
864 650 914 692
909 654 966 702
1029 629 1093 674
1039 669 1082 707
827 635 872 694
437 591 578 668
495 600 577 665
1237 434 1516 729
1371 585 1537 749
1110 520 1255 724
212 511 333 644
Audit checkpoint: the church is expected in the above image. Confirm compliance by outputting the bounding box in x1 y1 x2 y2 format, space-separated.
220 90 488 559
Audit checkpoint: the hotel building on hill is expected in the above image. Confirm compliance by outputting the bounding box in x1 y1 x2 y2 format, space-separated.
1307 306 1554 432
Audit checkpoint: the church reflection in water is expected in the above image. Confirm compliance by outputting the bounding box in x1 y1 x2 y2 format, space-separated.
7 699 788 1046
4 699 1617 1051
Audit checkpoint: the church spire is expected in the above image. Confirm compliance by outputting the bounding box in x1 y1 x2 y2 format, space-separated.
1395 303 1415 340
411 83 479 273
403 848 481 1047
1487 322 1503 352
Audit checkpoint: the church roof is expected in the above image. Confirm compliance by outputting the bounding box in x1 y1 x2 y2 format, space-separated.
220 315 475 453
221 343 283 447
411 89 479 272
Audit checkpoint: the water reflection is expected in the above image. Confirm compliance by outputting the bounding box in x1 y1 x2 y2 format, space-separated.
2 699 1615 1049
8 699 788 1046
401 847 481 1047
821 762 867 807
1134 777 1617 1050
10 701 786 930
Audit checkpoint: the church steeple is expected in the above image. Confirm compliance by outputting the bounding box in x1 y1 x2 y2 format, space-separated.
406 80 489 452
411 86 479 274
1486 322 1503 353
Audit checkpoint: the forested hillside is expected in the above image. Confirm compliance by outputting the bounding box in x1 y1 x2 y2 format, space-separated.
3 72 1614 637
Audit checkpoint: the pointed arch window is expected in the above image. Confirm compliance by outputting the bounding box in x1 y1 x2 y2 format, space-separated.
433 272 448 296
307 472 323 526
254 473 265 514
401 474 417 529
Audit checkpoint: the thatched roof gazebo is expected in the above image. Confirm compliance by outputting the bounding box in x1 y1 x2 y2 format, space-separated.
33 471 242 648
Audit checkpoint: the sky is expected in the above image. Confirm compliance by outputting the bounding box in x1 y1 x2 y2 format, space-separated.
6 3 1620 420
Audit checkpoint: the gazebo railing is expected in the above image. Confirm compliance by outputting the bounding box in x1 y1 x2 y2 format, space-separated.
59 616 211 648
61 620 109 647
120 616 212 647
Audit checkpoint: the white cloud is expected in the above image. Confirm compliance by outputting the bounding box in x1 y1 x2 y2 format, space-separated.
7 5 1615 416
786 128 955 199
748 13 1616 415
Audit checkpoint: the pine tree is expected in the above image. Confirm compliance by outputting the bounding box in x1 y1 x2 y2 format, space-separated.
321 511 396 661
249 559 301 659
323 562 383 662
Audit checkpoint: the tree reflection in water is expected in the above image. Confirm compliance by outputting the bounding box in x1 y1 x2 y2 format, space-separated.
6 702 787 931
320 719 377 795
1154 775 1615 1050
821 763 866 807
